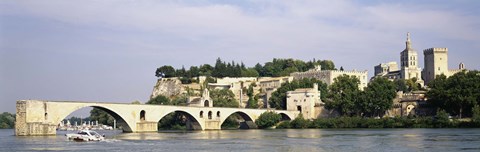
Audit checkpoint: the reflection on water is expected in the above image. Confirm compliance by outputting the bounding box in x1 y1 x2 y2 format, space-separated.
1 129 480 152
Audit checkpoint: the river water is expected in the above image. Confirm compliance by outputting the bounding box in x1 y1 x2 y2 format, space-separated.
1 129 479 152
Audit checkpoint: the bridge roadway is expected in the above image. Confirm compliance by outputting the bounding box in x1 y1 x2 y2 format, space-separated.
15 100 299 136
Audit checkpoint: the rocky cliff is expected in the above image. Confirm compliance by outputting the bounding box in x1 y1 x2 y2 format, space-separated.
150 78 184 99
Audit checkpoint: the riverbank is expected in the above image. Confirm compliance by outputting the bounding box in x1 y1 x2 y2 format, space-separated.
276 116 480 129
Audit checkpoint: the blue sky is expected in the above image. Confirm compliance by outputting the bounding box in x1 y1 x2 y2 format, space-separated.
1 0 479 113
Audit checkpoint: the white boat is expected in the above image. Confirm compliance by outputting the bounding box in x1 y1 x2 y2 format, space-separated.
66 130 105 141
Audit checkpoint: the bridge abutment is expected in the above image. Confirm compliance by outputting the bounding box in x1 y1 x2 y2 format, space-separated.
15 100 57 136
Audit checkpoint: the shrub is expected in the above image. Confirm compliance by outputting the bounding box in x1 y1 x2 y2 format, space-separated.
290 114 310 129
434 110 451 128
276 121 291 129
472 105 480 127
255 111 282 129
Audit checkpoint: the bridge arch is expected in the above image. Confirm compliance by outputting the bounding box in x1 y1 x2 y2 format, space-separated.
278 112 292 121
156 109 203 130
220 111 256 129
55 104 134 132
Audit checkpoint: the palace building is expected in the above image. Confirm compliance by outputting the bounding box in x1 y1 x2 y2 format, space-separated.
372 32 465 86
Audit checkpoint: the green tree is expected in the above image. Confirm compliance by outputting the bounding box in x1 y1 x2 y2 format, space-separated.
427 71 480 118
359 77 397 117
155 65 176 78
189 66 200 77
325 75 361 116
318 60 336 70
427 74 449 111
445 71 480 118
199 64 214 76
131 100 141 104
434 109 450 128
246 84 258 108
255 111 282 128
472 105 480 126
90 108 114 126
394 79 408 92
242 68 260 77
0 112 15 129
147 95 171 105
210 89 239 107
269 78 328 110
290 114 310 129
213 58 227 78
406 78 420 92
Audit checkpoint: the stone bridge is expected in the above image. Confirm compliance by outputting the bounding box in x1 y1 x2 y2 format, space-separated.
15 100 299 136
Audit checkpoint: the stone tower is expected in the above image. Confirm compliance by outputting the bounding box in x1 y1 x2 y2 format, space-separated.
422 48 449 85
400 32 423 84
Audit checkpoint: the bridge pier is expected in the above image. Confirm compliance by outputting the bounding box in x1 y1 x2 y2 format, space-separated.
136 121 158 132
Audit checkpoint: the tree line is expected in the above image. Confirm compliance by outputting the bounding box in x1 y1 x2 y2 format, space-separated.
427 70 480 118
155 58 336 84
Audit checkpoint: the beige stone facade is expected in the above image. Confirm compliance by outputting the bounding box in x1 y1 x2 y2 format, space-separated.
422 48 466 85
373 33 466 87
187 89 213 107
386 91 433 117
400 33 423 85
257 77 293 108
286 84 329 119
15 100 299 136
290 65 368 90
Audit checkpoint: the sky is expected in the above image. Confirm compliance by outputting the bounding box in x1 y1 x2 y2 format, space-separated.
1 0 480 114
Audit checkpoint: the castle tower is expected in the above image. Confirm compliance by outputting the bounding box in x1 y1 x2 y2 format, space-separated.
423 48 449 85
400 32 423 84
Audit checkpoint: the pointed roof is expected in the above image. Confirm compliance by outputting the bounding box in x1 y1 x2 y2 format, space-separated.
404 32 415 52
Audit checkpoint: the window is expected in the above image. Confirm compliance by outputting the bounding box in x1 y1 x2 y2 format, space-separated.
217 111 220 117
200 111 204 118
204 100 209 107
140 110 146 121
208 111 212 119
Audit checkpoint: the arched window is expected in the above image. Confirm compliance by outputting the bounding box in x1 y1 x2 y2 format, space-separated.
140 110 146 121
200 111 204 118
44 113 48 120
204 100 209 107
216 111 220 117
208 111 212 119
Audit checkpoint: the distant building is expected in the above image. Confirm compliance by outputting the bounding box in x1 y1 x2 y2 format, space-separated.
374 62 400 80
256 77 293 108
399 33 423 85
286 84 331 119
387 91 433 117
422 48 465 85
207 77 257 107
290 65 368 90
187 89 213 107
373 33 467 87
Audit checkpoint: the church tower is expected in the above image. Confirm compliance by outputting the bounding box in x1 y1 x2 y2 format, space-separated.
400 32 419 69
400 33 423 85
